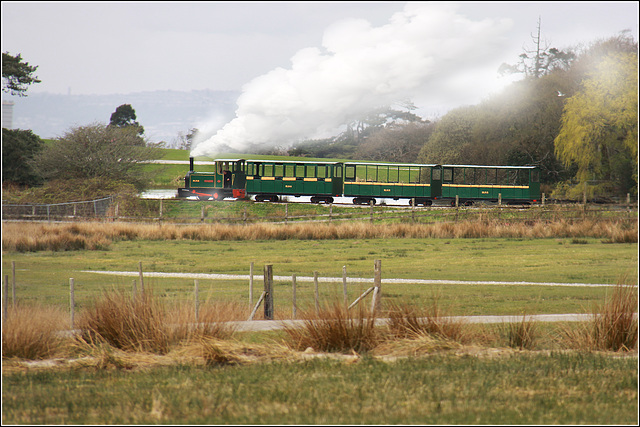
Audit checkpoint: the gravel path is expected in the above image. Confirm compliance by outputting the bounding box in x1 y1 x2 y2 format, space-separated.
82 270 616 288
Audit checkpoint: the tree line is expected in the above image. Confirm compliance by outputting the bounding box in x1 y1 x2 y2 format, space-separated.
284 33 638 199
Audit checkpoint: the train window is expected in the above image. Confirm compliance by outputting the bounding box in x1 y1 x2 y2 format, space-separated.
273 164 284 177
317 165 326 178
335 165 342 178
378 167 388 183
443 168 453 183
345 165 355 181
454 168 465 184
431 167 441 181
296 164 305 177
305 165 315 178
263 164 273 177
285 164 295 177
497 169 508 185
532 169 539 183
464 168 475 185
486 169 497 185
389 167 399 183
366 165 377 182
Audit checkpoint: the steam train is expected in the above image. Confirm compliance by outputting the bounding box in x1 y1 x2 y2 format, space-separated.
177 157 541 206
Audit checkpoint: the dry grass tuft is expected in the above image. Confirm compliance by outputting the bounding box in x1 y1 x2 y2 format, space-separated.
385 300 466 342
78 288 171 354
2 305 67 360
560 279 638 352
503 315 538 350
283 301 379 354
591 281 638 351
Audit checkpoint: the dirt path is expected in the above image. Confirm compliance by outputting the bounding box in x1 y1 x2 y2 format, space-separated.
82 270 616 288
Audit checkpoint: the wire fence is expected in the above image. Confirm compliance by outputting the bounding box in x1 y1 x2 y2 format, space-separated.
1 195 637 225
2 197 114 221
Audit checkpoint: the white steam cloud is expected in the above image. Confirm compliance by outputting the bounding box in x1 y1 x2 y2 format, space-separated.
191 3 512 157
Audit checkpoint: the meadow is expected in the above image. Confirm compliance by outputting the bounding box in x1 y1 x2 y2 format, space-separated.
2 211 638 424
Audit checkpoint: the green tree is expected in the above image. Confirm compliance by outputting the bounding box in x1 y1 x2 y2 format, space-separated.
1 128 44 186
109 104 145 138
554 51 638 197
33 123 159 190
2 52 41 96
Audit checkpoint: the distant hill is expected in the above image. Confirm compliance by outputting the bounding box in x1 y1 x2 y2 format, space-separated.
3 89 240 146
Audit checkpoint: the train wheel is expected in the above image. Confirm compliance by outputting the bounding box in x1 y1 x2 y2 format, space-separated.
197 196 210 201
423 200 432 207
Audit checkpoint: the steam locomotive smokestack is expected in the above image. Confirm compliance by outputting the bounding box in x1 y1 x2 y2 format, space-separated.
189 157 194 172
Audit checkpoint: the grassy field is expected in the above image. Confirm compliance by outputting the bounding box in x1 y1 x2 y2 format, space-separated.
2 232 636 316
2 353 637 425
2 214 637 425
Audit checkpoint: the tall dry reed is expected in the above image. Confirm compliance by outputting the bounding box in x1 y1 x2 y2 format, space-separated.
3 218 636 252
2 305 67 359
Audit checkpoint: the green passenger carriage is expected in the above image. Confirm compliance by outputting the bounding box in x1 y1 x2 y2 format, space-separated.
244 160 343 203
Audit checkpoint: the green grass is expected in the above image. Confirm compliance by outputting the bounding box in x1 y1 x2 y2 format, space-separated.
2 354 636 424
3 237 636 316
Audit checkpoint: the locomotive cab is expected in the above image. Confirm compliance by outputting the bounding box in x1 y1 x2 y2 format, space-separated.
177 158 247 200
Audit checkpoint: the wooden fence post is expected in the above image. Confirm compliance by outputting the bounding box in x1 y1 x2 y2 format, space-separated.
314 271 320 313
138 262 145 294
12 261 16 308
370 200 374 223
342 266 348 307
249 262 254 310
3 275 8 321
292 274 297 319
285 203 288 223
69 278 75 329
264 264 274 320
371 260 382 314
248 292 266 321
194 280 199 323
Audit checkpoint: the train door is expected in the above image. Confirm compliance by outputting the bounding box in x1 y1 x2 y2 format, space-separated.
430 166 442 198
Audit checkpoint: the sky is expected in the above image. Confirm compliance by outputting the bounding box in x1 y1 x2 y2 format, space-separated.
2 1 638 155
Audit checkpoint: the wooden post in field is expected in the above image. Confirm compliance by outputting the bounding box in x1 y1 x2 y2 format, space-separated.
201 206 205 222
542 193 545 206
264 264 274 320
411 198 415 222
342 266 348 307
249 262 254 310
69 278 75 329
314 271 320 313
194 280 199 323
371 260 382 314
3 275 8 321
248 292 266 321
138 262 145 294
329 203 333 222
159 199 163 219
12 261 16 308
285 203 288 223
370 200 374 223
292 274 297 319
